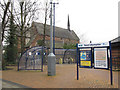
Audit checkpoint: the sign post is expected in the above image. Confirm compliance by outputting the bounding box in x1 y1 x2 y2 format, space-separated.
76 44 79 80
109 41 113 85
76 42 113 85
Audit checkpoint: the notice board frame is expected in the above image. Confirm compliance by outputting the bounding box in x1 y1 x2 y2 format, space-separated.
76 41 113 85
93 47 109 70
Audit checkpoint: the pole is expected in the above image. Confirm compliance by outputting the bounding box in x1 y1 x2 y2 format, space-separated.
53 2 58 54
50 2 53 54
53 3 55 54
25 52 27 69
109 41 113 85
47 1 56 76
76 44 79 80
41 46 43 72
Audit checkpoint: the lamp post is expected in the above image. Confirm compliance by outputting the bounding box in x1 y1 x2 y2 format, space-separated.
47 0 56 76
53 2 59 54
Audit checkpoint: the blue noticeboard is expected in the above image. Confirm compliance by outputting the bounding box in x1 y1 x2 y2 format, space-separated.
80 49 92 68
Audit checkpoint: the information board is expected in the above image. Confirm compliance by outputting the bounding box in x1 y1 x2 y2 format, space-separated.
77 42 113 85
94 48 108 69
80 49 92 68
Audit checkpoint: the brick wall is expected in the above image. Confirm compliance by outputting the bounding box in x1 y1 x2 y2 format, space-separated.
111 42 120 58
111 42 120 70
111 49 120 58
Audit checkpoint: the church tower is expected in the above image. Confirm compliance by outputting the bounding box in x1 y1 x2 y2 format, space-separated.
67 15 70 31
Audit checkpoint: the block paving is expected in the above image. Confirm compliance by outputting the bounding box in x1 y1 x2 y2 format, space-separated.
1 64 119 88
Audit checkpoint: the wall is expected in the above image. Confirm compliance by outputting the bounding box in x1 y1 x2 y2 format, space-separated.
111 42 120 58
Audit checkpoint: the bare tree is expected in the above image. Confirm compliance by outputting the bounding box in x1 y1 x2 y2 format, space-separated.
0 0 11 41
12 0 41 54
43 0 50 47
0 22 2 69
36 0 50 47
0 0 51 55
0 0 11 69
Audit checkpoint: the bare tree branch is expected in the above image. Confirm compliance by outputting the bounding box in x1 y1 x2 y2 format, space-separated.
1 1 10 41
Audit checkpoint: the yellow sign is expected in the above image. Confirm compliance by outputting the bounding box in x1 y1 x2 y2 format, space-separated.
81 61 91 66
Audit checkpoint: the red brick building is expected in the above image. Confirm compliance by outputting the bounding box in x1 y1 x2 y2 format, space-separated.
25 21 79 49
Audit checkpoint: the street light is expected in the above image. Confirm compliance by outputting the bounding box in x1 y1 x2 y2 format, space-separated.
47 0 58 76
53 2 59 54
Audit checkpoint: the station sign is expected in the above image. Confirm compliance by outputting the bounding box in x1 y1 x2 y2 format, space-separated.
78 42 109 48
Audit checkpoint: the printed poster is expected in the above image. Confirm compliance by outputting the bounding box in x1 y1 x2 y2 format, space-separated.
80 51 86 60
80 50 91 67
94 48 108 69
81 61 91 66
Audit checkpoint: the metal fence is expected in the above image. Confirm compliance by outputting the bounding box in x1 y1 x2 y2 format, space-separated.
112 57 120 70
54 49 77 64
18 47 77 71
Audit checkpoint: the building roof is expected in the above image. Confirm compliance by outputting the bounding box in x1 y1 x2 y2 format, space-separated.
32 22 79 41
111 36 120 43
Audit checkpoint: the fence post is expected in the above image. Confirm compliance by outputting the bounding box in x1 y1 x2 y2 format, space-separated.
18 60 19 71
25 52 27 69
41 46 43 72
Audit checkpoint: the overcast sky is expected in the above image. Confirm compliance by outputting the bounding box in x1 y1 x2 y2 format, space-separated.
52 0 119 43
2 0 119 44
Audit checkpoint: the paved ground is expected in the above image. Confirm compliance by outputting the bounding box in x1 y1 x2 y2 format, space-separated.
1 64 119 88
1 79 29 88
